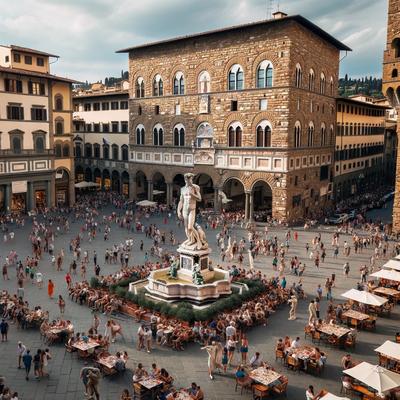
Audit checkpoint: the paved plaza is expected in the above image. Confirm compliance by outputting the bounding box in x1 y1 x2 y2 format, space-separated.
0 206 398 400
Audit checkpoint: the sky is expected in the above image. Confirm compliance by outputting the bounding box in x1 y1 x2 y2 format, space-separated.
0 0 389 82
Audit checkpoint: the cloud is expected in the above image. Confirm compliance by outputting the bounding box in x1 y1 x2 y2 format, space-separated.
0 0 388 81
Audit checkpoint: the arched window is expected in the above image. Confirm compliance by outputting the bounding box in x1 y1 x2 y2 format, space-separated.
173 124 185 146
307 122 314 147
294 121 301 148
330 77 334 95
153 74 163 96
34 136 44 153
136 124 145 145
198 71 211 93
121 145 129 161
295 64 302 88
392 38 400 58
153 124 164 146
256 120 272 147
308 69 315 91
392 69 398 78
84 143 92 158
75 144 82 158
93 143 100 158
55 143 62 157
136 77 145 98
330 124 334 145
55 94 63 111
320 123 326 146
228 122 242 147
112 144 119 160
103 144 109 159
55 118 64 135
62 144 70 157
228 64 244 91
173 72 185 95
257 60 273 88
320 73 326 95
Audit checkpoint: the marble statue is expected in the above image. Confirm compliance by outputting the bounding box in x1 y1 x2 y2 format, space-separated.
192 263 205 285
177 173 208 250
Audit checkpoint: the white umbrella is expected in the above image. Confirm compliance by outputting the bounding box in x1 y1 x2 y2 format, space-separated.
374 341 400 362
344 361 400 394
371 269 400 283
383 259 400 271
74 181 99 188
341 289 388 306
320 394 351 400
136 200 157 207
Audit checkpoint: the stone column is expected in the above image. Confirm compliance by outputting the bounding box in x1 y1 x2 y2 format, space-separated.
47 179 54 208
148 180 153 201
129 177 136 201
249 191 254 221
245 192 250 220
214 187 221 213
4 183 11 212
166 182 173 206
27 181 34 211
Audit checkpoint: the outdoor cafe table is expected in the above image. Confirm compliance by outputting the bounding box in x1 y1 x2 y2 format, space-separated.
249 367 282 387
72 339 99 352
317 323 351 338
96 355 118 374
175 390 193 400
138 377 164 399
342 309 375 329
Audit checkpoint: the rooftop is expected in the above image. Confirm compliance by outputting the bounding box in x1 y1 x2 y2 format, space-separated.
116 14 351 53
8 45 59 58
0 65 79 84
336 96 391 109
72 89 129 99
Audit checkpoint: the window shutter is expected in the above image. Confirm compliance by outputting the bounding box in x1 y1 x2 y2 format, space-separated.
28 81 33 94
31 108 35 120
40 83 45 95
6 106 11 119
20 107 24 120
17 80 23 93
43 109 47 121
5 79 10 92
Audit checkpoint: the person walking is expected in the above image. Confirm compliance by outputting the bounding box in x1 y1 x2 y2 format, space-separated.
17 341 26 369
58 295 65 314
87 367 101 400
33 349 41 380
22 349 32 381
0 319 9 342
343 262 350 277
47 279 54 299
308 300 317 324
288 295 298 320
240 334 249 364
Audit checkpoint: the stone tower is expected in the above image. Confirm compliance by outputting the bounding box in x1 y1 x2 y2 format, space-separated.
383 0 400 231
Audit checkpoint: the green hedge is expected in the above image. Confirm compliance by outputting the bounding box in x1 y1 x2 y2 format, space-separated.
108 277 266 324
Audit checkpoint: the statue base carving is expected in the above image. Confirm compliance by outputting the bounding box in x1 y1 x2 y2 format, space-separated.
177 246 212 281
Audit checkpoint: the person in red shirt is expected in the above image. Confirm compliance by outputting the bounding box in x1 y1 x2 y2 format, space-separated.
65 273 72 289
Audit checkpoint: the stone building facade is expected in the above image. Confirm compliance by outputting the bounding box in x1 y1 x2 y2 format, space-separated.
0 45 75 212
334 97 388 201
72 82 130 196
118 13 350 222
383 0 400 231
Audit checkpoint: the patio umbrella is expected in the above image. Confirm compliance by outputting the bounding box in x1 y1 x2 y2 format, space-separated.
136 200 157 207
374 341 400 362
383 259 400 271
341 289 388 306
343 361 400 394
370 269 400 283
320 394 351 400
74 181 99 188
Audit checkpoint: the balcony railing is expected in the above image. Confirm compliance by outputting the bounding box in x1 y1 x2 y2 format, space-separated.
0 149 54 156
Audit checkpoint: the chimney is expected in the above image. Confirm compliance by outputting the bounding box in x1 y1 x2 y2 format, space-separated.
272 11 288 19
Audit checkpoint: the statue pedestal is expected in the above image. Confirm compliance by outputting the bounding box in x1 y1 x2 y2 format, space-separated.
177 246 212 281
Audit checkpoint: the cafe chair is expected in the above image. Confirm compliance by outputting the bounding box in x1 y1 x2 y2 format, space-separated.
275 349 285 363
311 331 321 344
363 319 376 331
349 319 359 328
378 354 389 367
344 335 356 350
395 332 400 343
286 356 301 373
340 378 354 396
304 325 312 340
235 377 252 395
272 377 288 397
252 384 269 400
307 360 322 376
327 336 340 348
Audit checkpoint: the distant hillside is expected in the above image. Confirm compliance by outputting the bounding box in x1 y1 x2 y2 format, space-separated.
339 75 383 98
75 70 129 90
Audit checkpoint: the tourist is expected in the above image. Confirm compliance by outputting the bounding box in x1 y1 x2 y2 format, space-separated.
249 352 263 368
47 279 55 299
17 341 26 369
22 350 32 381
305 385 315 400
240 334 249 364
58 295 66 314
0 319 9 342
132 363 148 383
288 295 298 320
226 336 237 366
33 349 41 380
87 367 101 400
120 389 132 400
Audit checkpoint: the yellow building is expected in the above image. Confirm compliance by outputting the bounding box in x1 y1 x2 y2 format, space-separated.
0 45 76 210
334 96 389 200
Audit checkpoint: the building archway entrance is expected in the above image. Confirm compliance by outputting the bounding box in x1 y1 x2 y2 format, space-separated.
152 172 166 203
85 168 92 182
55 168 70 206
121 171 129 197
93 168 101 188
112 170 120 193
75 166 84 182
102 169 111 191
172 174 185 204
251 180 273 221
194 173 214 209
136 171 148 200
222 178 245 212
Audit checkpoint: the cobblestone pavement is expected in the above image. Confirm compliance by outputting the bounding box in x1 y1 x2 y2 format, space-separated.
0 208 397 399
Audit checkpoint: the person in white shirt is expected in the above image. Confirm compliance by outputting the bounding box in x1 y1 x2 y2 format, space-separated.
17 341 26 369
249 352 263 368
305 385 315 400
225 322 236 340
291 337 300 349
